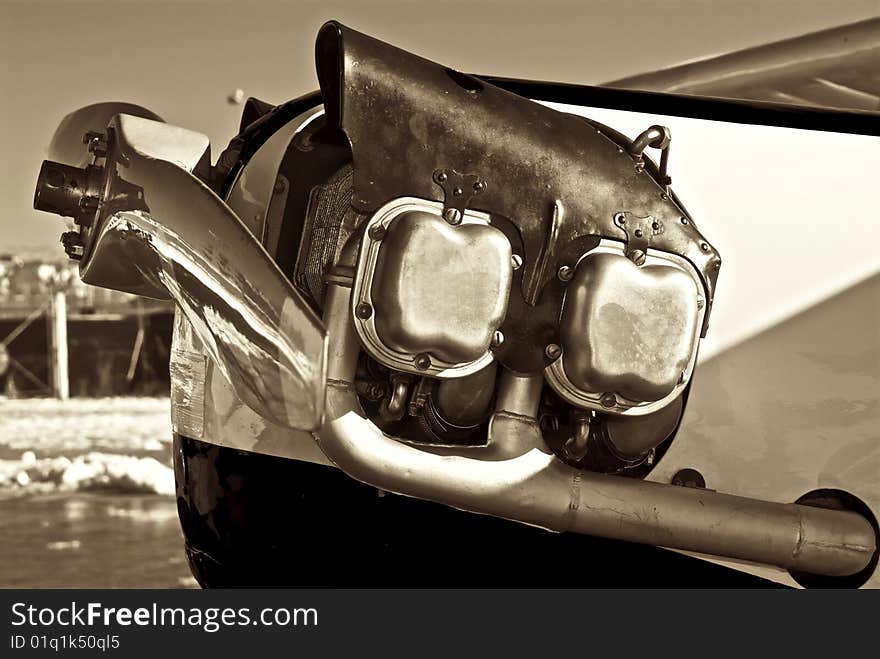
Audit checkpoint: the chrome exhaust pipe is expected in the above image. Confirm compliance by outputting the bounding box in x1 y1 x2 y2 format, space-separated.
316 281 876 578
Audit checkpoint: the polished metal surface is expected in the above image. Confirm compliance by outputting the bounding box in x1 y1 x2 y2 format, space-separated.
59 114 328 431
546 240 704 415
352 197 512 377
314 281 876 578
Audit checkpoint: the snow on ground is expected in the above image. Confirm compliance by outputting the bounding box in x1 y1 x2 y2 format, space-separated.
0 396 174 496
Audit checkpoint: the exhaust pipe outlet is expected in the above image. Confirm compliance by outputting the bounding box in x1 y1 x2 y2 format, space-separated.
315 282 877 579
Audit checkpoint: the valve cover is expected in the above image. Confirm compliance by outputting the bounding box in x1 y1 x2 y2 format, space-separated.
545 241 705 415
352 198 512 377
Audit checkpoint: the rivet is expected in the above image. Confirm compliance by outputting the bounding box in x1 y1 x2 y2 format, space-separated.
600 393 617 408
444 207 462 225
368 224 386 240
700 242 710 252
680 217 689 225
557 265 574 282
452 187 463 196
473 180 486 192
415 353 432 370
436 170 448 183
714 262 721 271
697 296 705 309
355 302 373 319
545 344 562 360
651 221 660 231
634 228 643 238
660 193 668 200
511 254 523 270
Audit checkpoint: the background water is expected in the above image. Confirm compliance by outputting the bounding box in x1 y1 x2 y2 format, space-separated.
0 397 197 588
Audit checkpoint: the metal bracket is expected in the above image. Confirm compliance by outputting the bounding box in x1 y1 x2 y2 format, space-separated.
432 168 486 225
629 125 672 187
613 212 663 265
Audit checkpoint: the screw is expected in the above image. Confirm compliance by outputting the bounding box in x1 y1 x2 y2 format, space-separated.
473 180 486 192
630 250 646 266
557 265 574 282
700 242 710 252
414 353 432 370
435 170 447 183
511 254 523 270
355 302 373 319
491 330 504 348
545 343 562 360
696 296 705 309
600 392 617 408
368 224 386 240
444 207 462 225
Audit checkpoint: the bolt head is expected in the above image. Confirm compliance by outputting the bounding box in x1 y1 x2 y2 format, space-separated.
355 302 373 319
414 353 432 370
545 343 562 360
600 392 617 408
443 208 462 225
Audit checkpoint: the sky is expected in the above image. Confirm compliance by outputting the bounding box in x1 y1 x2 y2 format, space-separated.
1 0 878 253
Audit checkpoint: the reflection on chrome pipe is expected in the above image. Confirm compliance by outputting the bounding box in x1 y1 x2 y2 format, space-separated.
315 282 876 578
70 114 327 431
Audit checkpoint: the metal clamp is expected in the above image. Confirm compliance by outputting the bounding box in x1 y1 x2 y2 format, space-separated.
432 168 486 225
613 212 663 265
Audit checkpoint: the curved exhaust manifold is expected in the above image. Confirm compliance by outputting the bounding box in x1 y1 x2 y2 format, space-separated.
317 282 876 579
